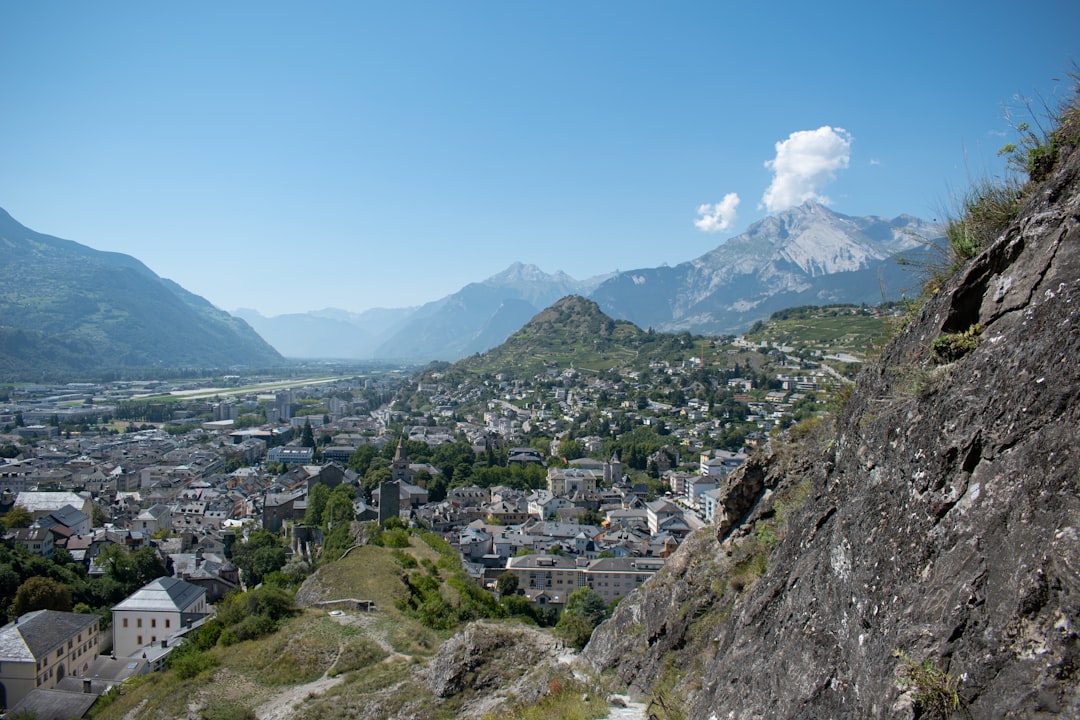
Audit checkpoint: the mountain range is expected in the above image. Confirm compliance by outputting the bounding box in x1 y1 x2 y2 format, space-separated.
0 201 941 373
0 207 283 378
243 202 940 360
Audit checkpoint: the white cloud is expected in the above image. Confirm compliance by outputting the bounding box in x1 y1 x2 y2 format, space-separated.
694 192 741 233
761 126 852 212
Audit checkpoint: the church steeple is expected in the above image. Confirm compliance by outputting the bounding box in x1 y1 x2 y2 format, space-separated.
391 436 412 483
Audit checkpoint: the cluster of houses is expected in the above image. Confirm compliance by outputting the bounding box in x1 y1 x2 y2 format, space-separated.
0 367 769 716
0 576 210 718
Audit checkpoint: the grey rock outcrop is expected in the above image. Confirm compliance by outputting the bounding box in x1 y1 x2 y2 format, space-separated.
585 121 1080 717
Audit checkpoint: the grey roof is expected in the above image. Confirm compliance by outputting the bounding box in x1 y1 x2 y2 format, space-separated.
8 688 99 720
14 491 87 513
48 504 89 528
0 610 99 662
112 577 206 613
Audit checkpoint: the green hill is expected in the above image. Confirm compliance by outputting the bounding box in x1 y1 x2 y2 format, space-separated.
0 207 284 379
450 295 696 378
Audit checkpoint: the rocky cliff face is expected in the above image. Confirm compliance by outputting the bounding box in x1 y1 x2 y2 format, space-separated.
584 121 1080 717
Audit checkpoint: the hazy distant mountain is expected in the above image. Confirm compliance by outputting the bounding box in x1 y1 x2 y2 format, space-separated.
371 263 612 361
0 207 283 377
233 306 416 359
590 201 939 333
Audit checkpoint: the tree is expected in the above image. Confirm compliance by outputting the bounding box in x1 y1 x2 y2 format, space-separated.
323 484 356 530
91 503 111 528
251 545 287 584
347 444 378 475
495 571 518 597
13 576 73 615
231 530 284 586
557 438 585 461
305 483 331 527
300 419 315 448
2 505 32 530
555 587 608 649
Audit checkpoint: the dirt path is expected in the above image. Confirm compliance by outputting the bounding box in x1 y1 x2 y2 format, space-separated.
254 610 408 720
254 649 345 720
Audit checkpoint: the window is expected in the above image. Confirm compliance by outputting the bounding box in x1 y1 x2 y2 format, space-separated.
151 618 156 628
137 618 142 628
137 635 142 645
123 618 128 628
165 619 171 628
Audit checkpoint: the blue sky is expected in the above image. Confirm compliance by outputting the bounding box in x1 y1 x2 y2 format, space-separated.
1 1 1076 317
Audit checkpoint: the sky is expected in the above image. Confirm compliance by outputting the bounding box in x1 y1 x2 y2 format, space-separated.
1 1 1076 317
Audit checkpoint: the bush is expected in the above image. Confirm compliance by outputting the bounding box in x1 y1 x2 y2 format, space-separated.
944 179 1021 265
331 637 389 674
201 699 257 720
930 324 983 363
894 649 961 719
392 549 418 569
170 650 220 680
382 527 411 548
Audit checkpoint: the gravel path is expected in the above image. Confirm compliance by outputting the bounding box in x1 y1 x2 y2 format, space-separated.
254 670 345 720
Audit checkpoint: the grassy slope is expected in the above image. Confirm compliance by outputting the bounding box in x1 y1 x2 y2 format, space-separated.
92 538 449 720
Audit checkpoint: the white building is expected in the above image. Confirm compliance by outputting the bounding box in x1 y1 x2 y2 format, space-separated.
111 577 207 658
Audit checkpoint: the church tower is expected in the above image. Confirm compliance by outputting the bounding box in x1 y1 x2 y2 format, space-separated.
391 437 413 483
604 451 622 485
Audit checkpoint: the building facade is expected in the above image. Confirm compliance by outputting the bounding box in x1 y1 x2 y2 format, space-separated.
0 610 100 710
111 577 207 658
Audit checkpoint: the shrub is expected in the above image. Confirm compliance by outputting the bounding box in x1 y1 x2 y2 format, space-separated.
382 527 411 548
944 179 1022 266
201 699 257 720
392 549 418 569
930 324 983 363
170 650 220 680
894 649 961 719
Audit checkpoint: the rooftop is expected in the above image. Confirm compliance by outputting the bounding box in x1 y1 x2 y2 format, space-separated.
112 577 206 613
0 610 99 662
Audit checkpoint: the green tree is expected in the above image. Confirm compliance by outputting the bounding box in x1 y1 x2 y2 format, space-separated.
2 505 32 530
301 419 316 448
13 576 73 615
231 530 284 586
555 587 608 649
557 438 585 461
251 545 287 585
323 484 356 530
495 570 518 597
305 483 330 527
347 444 378 475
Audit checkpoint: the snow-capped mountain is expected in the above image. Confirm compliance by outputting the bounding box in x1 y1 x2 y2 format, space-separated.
590 201 939 333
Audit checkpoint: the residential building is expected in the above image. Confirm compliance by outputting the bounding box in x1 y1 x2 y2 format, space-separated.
5 528 54 559
266 446 315 466
505 554 665 608
505 554 583 607
13 491 93 523
136 504 172 536
646 498 683 536
546 468 598 496
583 556 665 604
111 577 207 659
0 610 100 710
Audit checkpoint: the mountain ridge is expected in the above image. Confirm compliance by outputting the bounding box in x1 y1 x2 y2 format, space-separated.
239 204 936 361
0 207 284 377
